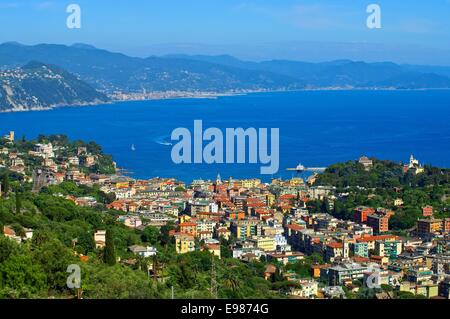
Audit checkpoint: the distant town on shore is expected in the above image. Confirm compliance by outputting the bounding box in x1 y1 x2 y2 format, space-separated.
2 42 450 112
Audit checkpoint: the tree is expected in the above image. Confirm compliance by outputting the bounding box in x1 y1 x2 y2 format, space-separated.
219 237 232 259
141 226 159 245
104 228 116 266
286 260 311 278
32 239 75 291
99 191 116 204
76 231 95 254
80 263 158 299
396 291 426 299
272 266 284 282
321 199 330 214
0 253 47 298
159 222 177 246
2 173 9 197
0 236 16 263
223 273 241 292
15 192 22 215
309 253 324 265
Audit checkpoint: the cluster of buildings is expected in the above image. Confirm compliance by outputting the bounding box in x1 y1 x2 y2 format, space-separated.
98 172 449 299
0 66 63 82
0 131 113 191
2 132 449 299
110 90 228 101
359 154 425 175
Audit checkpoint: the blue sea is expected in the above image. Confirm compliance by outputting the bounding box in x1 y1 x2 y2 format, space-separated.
1 90 449 182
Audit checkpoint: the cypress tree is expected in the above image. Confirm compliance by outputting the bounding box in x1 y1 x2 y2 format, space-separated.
2 173 9 197
15 192 22 214
104 228 116 266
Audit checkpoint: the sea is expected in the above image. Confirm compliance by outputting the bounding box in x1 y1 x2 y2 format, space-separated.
1 90 449 183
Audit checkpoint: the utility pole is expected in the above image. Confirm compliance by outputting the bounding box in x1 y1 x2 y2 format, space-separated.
171 285 175 300
210 256 218 299
152 256 157 281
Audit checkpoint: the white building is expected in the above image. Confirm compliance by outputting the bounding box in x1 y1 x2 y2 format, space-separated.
34 143 55 158
94 230 106 248
291 280 319 298
128 245 157 258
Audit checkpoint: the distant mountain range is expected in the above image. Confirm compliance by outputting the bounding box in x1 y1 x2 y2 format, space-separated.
0 42 300 93
164 54 450 89
0 42 450 111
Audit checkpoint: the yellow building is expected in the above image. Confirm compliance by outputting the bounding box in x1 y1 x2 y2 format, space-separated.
394 198 404 206
206 244 221 259
7 131 14 142
252 236 276 252
417 219 442 235
231 220 261 241
265 193 276 206
289 177 304 187
215 227 231 240
400 282 439 298
115 182 130 189
271 178 282 186
241 179 262 188
175 234 195 254
178 214 192 223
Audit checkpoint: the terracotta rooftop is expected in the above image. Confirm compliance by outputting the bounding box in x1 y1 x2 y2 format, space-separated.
327 242 344 249
356 235 397 243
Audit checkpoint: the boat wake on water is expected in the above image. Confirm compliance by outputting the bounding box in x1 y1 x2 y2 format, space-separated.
154 136 173 146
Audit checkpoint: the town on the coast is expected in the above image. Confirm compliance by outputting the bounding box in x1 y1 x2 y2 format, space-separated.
0 130 449 299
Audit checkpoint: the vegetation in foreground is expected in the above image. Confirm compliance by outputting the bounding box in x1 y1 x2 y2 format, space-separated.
1 137 448 299
0 175 284 299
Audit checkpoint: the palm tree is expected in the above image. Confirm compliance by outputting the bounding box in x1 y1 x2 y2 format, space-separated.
222 273 240 292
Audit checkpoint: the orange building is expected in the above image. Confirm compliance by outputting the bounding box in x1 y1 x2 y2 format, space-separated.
179 222 198 237
443 218 450 232
422 206 434 217
311 264 331 278
227 211 246 220
367 215 389 234
422 206 433 217
354 206 375 223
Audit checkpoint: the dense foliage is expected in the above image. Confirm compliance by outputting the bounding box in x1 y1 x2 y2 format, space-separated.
0 134 116 175
315 159 450 231
0 179 283 299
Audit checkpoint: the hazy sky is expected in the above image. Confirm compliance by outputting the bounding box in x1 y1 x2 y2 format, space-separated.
1 0 450 64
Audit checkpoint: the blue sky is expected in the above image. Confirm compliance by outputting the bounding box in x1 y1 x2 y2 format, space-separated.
1 0 450 64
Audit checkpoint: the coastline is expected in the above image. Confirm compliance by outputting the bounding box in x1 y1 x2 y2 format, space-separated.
0 99 111 114
2 90 450 182
2 87 450 114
